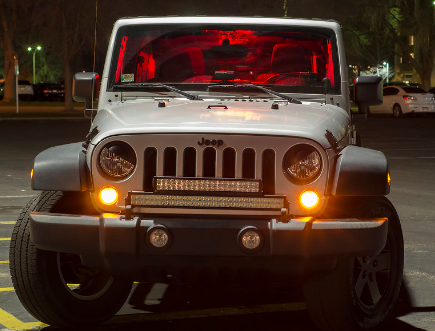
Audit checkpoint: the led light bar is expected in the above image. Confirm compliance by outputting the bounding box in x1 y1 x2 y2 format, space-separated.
154 177 261 194
130 193 286 210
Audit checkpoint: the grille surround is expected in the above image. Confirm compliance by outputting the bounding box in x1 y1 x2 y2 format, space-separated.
90 133 330 216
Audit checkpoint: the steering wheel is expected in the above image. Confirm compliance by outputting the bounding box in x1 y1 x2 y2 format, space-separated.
266 72 319 85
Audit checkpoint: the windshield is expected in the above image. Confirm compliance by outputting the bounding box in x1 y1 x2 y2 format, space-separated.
108 24 341 95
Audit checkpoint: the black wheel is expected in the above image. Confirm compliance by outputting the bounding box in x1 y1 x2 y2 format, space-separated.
9 191 133 327
303 197 404 331
392 104 402 118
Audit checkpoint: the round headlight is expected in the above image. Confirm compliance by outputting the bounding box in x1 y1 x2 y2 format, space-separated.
283 144 322 183
99 142 136 179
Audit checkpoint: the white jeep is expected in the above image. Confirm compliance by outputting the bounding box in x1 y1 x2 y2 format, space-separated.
10 17 403 331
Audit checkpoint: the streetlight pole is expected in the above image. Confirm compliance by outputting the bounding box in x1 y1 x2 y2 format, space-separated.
383 61 389 83
27 46 41 84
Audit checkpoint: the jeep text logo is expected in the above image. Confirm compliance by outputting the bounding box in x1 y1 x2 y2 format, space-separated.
197 137 224 147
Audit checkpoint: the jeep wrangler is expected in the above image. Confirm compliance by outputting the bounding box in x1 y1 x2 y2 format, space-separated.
10 17 403 331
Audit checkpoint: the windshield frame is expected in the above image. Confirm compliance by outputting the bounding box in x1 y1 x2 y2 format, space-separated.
107 23 342 96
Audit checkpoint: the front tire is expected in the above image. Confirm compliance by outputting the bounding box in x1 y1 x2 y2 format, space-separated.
304 197 404 331
9 191 133 327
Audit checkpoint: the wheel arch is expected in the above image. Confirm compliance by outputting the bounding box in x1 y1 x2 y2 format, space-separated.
32 142 90 191
331 145 390 196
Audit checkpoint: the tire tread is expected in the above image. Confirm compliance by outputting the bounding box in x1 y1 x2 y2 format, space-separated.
9 191 132 327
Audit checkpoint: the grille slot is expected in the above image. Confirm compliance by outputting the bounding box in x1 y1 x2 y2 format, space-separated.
183 147 196 177
203 147 216 177
242 148 256 179
222 148 236 178
164 147 177 176
262 149 276 194
144 147 157 192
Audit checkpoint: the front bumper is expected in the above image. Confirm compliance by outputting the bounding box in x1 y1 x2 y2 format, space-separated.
29 212 388 282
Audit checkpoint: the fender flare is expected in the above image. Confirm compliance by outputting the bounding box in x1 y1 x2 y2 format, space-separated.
331 145 390 196
31 142 89 191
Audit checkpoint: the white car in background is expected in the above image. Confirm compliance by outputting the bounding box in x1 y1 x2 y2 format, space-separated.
18 80 35 101
369 85 435 117
0 79 35 101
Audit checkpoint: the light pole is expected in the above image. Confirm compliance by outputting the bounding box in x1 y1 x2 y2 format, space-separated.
27 46 42 84
383 61 389 83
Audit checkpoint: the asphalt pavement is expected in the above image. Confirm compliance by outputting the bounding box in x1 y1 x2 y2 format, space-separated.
0 113 434 331
0 102 84 119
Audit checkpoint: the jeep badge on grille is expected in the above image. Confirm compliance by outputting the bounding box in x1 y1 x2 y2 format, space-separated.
197 137 224 147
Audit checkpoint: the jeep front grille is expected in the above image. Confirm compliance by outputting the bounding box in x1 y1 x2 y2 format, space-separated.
143 146 276 195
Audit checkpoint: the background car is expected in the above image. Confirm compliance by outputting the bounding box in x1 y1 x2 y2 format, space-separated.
369 85 435 117
33 82 65 101
0 80 35 101
17 80 35 101
383 82 408 87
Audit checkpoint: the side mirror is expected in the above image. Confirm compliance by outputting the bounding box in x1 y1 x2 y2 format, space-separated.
353 76 382 114
72 72 100 116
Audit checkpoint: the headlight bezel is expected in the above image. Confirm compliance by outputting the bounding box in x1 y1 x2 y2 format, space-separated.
282 143 323 184
98 141 137 180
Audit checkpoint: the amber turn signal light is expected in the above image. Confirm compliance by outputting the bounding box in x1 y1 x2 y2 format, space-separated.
99 187 118 205
300 190 319 209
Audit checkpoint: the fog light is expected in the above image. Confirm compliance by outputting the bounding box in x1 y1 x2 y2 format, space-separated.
149 229 169 248
99 187 118 205
242 231 261 249
300 190 319 209
147 226 171 251
238 227 263 253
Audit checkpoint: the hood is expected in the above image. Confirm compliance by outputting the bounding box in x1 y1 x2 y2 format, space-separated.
90 99 350 149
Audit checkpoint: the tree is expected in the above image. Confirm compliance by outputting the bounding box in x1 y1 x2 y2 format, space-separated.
395 0 435 89
28 0 100 110
350 0 435 90
0 0 17 102
0 0 54 102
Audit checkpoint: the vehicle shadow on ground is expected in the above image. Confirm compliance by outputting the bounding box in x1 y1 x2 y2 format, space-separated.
43 276 431 331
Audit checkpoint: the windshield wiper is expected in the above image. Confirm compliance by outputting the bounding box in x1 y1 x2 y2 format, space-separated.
209 84 302 104
113 83 202 101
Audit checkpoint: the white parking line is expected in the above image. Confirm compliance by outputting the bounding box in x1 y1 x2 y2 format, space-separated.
144 283 168 305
